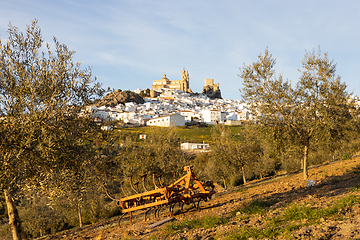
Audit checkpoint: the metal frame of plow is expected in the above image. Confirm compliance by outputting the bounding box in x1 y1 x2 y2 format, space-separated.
106 165 215 225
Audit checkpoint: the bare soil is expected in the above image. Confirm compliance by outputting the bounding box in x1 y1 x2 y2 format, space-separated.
41 157 360 240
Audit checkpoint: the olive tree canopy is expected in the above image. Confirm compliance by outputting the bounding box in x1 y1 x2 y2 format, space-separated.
0 19 104 239
239 48 357 180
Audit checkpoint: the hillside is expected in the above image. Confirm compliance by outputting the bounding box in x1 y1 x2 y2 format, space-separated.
115 125 244 145
41 157 360 240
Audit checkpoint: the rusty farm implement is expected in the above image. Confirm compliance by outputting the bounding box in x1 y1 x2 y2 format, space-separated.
105 166 215 225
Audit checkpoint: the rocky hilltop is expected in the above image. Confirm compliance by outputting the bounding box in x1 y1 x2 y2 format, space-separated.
96 90 145 107
202 84 222 99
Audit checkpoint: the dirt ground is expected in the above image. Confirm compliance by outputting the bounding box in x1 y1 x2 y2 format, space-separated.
41 157 360 240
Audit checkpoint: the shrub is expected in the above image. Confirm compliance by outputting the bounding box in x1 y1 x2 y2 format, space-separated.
162 215 227 235
232 198 279 216
282 204 324 222
341 153 351 160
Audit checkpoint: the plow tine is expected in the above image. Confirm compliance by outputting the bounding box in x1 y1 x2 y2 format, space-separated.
120 181 129 197
158 174 164 188
134 182 140 193
102 184 118 201
169 203 176 216
196 198 202 211
144 207 153 221
118 212 128 226
158 206 162 218
180 202 184 211
129 176 139 194
155 205 162 218
141 174 148 192
152 172 159 189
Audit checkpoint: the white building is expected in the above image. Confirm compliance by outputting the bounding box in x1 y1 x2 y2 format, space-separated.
115 111 137 123
226 112 239 121
146 113 185 127
101 125 113 131
124 102 137 112
178 110 201 123
201 109 222 124
238 109 254 121
181 142 210 150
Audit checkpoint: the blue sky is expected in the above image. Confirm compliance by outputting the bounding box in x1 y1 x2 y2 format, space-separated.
1 0 359 99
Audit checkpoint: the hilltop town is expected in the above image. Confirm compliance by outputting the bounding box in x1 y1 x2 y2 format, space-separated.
89 68 254 127
89 67 360 128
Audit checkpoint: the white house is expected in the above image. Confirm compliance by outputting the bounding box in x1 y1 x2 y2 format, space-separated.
101 125 113 131
146 113 185 127
114 111 137 123
238 109 254 121
221 112 227 122
178 110 201 123
124 102 137 112
144 102 153 110
201 109 222 124
225 112 238 121
181 142 210 150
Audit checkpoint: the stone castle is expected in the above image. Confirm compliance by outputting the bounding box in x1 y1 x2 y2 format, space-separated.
151 67 191 92
202 78 222 99
151 68 221 98
204 79 220 91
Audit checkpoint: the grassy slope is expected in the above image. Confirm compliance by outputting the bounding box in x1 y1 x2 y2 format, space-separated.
117 125 243 144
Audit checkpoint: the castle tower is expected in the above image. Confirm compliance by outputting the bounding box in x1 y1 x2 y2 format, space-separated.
182 67 186 80
185 70 189 91
205 79 214 86
180 67 190 92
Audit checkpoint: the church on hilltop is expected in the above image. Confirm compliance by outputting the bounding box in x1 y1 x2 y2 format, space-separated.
151 67 191 92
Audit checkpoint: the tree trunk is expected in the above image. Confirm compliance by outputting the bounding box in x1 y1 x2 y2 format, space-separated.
303 139 309 180
78 204 83 228
4 189 22 240
241 166 247 184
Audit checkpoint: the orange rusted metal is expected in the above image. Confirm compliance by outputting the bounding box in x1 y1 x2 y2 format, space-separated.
105 165 215 225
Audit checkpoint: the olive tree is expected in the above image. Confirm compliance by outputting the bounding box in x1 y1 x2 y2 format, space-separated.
207 124 262 187
239 48 357 179
0 20 103 239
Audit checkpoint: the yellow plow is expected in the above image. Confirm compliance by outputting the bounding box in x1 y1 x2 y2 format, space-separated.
105 166 215 225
